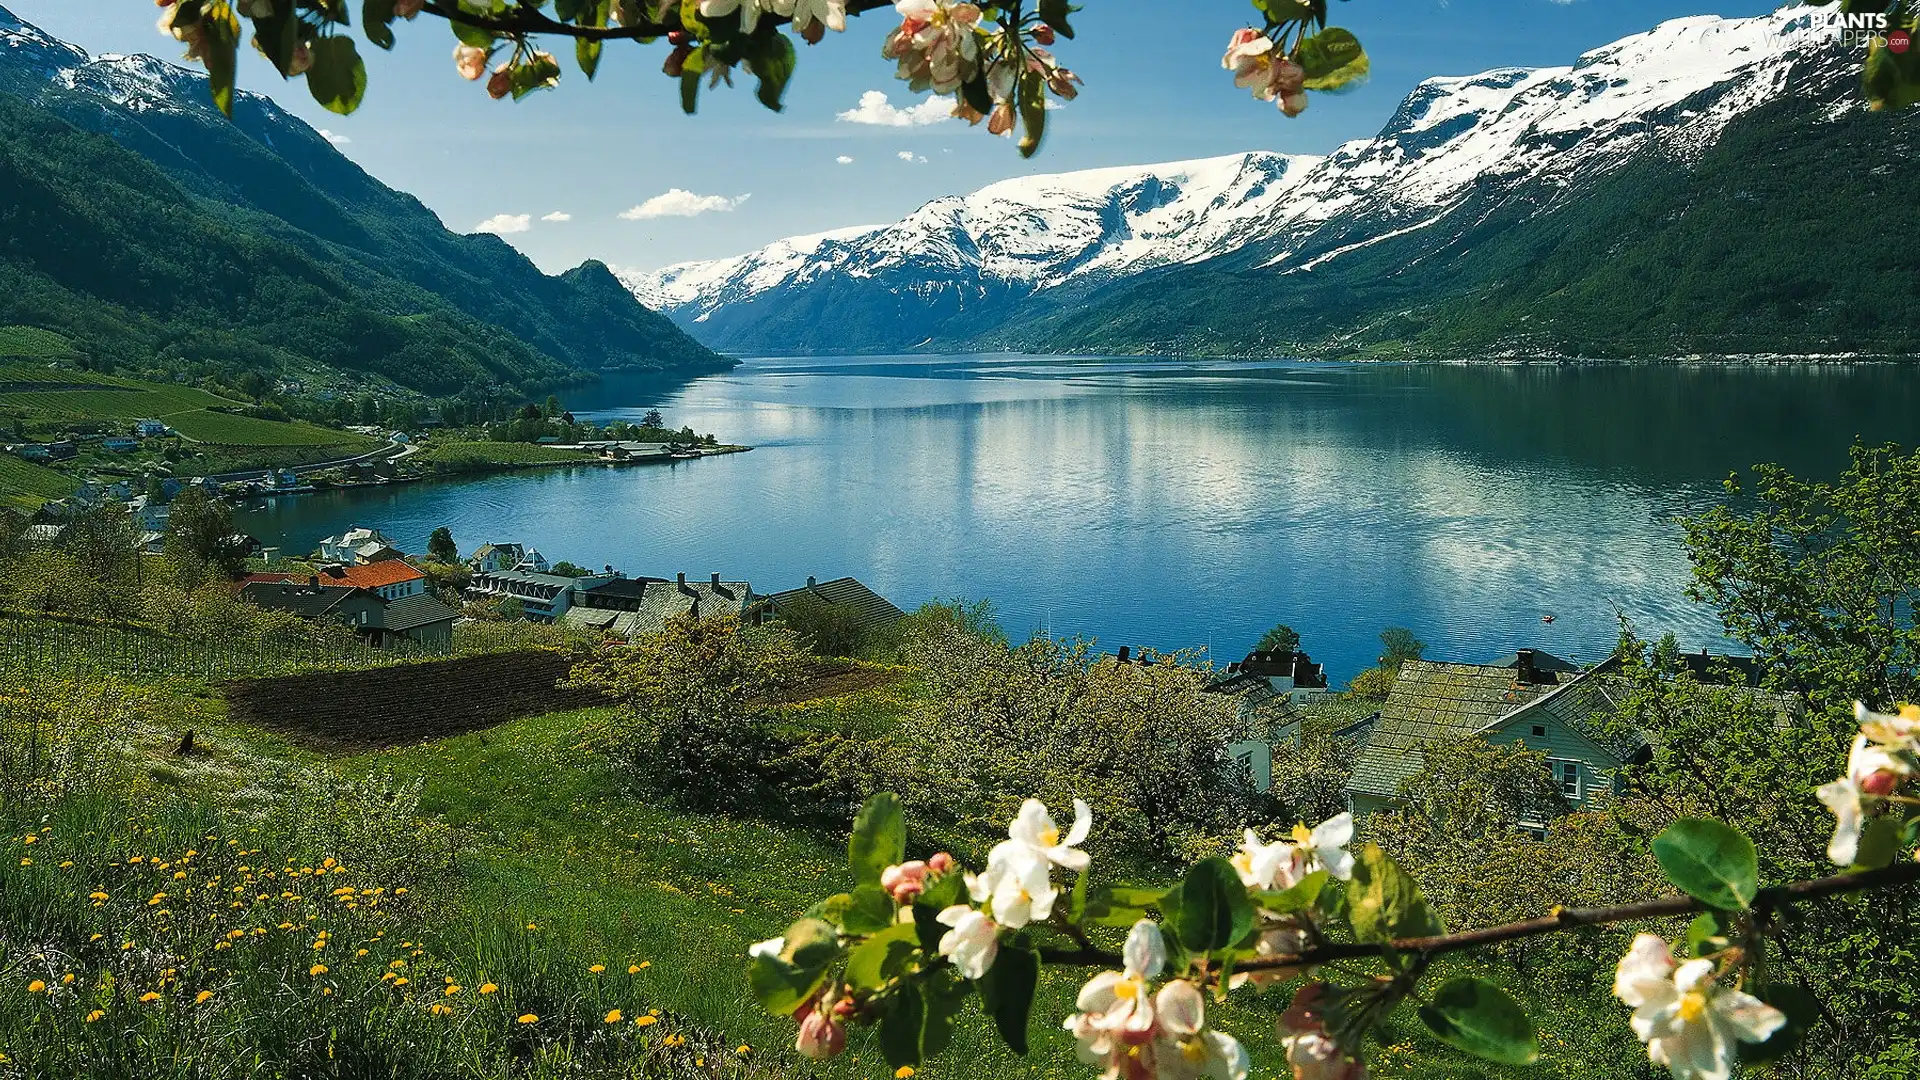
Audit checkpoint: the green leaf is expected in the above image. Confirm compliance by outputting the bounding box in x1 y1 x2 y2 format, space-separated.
1080 883 1156 928
1417 978 1540 1066
911 900 947 954
921 968 971 1058
746 918 840 1016
251 9 303 75
1852 814 1902 871
1256 870 1329 914
959 71 993 119
1296 27 1369 92
306 36 368 115
1653 818 1759 910
1865 37 1920 112
978 941 1039 1054
1737 983 1821 1064
1685 911 1730 958
363 0 397 49
201 7 241 118
1165 857 1254 954
749 30 795 112
1037 0 1076 38
804 892 854 929
849 792 907 887
845 922 919 991
880 981 924 1068
1016 67 1046 159
1347 843 1445 944
842 884 897 935
680 67 701 114
1253 0 1313 22
919 868 966 913
577 38 603 79
450 2 498 48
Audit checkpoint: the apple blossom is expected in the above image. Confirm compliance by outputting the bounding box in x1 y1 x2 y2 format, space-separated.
1009 797 1093 872
1066 920 1168 1059
794 997 848 1059
1817 733 1911 865
1856 701 1920 752
1233 813 1354 890
453 44 489 82
882 0 983 95
1153 978 1251 1080
881 860 929 902
699 0 774 34
975 837 1058 928
935 905 999 979
1277 985 1365 1080
786 0 848 36
1222 29 1275 94
1613 934 1785 1080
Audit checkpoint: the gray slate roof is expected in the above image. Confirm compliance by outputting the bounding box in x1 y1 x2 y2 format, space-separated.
758 577 906 630
381 593 460 633
1348 660 1574 800
240 582 363 618
561 578 752 637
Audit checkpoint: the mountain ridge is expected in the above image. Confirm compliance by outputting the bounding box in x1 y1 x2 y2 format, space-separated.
630 5 1917 361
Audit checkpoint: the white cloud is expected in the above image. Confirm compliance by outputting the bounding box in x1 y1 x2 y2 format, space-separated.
318 129 350 145
836 155 855 165
473 213 532 235
837 90 951 127
897 151 927 163
541 211 572 222
619 189 752 220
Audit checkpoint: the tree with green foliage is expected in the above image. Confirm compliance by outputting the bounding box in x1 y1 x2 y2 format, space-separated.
1379 625 1424 666
548 561 593 578
641 408 665 429
1254 622 1300 654
162 486 249 586
776 593 870 659
426 526 458 565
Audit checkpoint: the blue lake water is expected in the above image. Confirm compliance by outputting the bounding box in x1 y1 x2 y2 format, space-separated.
235 356 1920 682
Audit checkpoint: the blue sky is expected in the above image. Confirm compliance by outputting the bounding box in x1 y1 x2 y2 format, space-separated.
14 0 1779 273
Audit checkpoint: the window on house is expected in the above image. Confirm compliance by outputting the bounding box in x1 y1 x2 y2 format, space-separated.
1531 724 1546 737
1548 758 1581 801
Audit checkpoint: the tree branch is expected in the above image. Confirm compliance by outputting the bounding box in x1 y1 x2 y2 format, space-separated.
417 0 898 42
1036 862 1920 972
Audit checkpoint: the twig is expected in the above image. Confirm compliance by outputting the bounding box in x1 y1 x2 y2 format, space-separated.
1034 862 1920 972
417 0 897 42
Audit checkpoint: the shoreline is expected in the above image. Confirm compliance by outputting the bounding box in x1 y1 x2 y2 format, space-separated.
232 444 753 503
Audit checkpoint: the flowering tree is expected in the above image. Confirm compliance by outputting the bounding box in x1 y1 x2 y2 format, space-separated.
152 2 1920 158
747 699 1920 1080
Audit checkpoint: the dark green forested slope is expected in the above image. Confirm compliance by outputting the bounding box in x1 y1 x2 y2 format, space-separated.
1016 95 1920 359
0 93 584 395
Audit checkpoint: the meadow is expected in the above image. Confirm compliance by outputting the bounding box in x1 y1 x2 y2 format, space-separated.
416 440 602 475
0 362 367 449
0 455 76 511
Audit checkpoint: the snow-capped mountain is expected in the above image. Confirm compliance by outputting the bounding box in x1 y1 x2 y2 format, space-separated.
629 6 1863 355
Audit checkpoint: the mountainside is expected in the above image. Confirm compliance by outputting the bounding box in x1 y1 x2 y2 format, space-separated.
0 5 729 396
634 7 1920 360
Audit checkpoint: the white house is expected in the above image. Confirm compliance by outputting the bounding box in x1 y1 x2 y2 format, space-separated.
319 526 399 565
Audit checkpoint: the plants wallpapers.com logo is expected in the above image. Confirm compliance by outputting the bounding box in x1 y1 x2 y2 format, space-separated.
1817 11 1913 52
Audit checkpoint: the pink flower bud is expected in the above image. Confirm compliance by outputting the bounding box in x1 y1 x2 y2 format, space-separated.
800 20 825 45
1031 23 1054 46
663 43 692 78
1280 90 1309 118
394 0 424 17
1280 983 1331 1034
1863 769 1902 796
667 30 691 46
287 42 311 76
881 860 929 902
928 852 954 875
486 67 512 100
453 44 488 81
987 100 1015 136
795 1009 846 1059
831 996 857 1018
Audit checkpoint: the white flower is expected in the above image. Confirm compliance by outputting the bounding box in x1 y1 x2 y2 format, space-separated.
698 0 773 33
786 0 846 33
976 838 1056 928
1068 921 1166 1047
1152 979 1250 1080
1856 701 1920 752
1222 29 1275 97
1282 1030 1364 1080
935 905 998 979
748 936 785 959
1817 733 1910 865
881 1 982 94
1234 813 1354 890
1009 797 1092 872
1613 934 1785 1080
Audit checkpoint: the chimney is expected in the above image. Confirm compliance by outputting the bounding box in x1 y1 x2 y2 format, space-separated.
677 572 686 588
711 572 721 588
1515 649 1542 685
1117 646 1131 664
307 574 319 589
807 575 817 589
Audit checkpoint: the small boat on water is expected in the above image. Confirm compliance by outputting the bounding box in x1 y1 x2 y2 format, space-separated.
1542 614 1556 624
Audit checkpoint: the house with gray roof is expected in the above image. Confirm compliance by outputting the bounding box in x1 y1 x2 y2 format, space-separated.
560 573 753 638
754 576 907 634
1346 652 1642 818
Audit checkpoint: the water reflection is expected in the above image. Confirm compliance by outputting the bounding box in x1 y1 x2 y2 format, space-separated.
239 358 1919 681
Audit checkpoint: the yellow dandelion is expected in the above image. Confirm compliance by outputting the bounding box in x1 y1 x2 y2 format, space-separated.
637 960 652 969
896 1067 916 1079
310 964 328 977
633 1015 658 1027
429 1003 452 1016
195 990 214 1004
589 964 606 974
445 985 461 997
85 1010 105 1023
61 974 73 986
736 1045 751 1055
139 992 162 1003
479 983 498 995
393 977 409 987
516 1013 539 1025
356 949 369 957
21 834 35 845
26 980 44 994
605 1009 623 1023
525 923 537 931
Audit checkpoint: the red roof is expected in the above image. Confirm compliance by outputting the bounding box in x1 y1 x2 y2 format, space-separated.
316 561 426 589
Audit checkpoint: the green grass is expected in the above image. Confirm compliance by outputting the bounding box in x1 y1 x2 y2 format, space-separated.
0 363 366 449
0 325 80 359
0 454 78 510
416 440 600 473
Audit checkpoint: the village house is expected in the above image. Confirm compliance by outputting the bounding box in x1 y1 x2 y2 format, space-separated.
557 572 754 637
468 542 549 574
239 577 458 649
13 444 50 462
136 419 168 438
753 576 907 633
102 436 138 452
318 526 400 565
465 566 610 620
251 560 428 602
1206 649 1332 790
